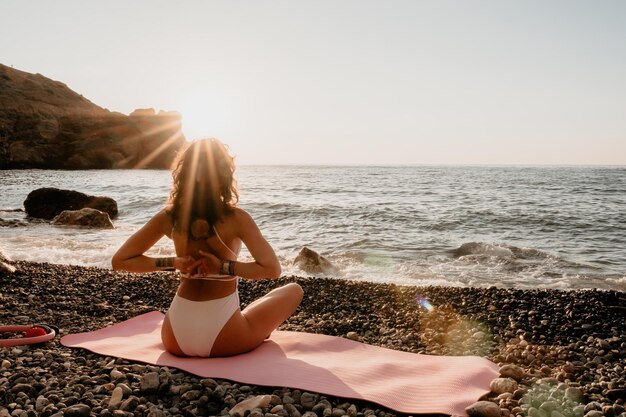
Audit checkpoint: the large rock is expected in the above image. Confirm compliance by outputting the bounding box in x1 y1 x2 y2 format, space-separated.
51 208 114 229
0 63 186 169
24 187 118 220
294 247 336 274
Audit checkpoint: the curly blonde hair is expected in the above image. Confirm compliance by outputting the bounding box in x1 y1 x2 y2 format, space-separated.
167 138 238 238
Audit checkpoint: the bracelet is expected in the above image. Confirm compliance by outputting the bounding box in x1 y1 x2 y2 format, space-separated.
155 257 176 270
220 260 236 275
220 260 230 275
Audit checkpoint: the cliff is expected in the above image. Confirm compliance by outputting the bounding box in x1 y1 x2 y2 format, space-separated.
0 64 186 169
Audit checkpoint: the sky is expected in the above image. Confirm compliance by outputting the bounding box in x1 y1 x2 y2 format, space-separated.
1 1 625 165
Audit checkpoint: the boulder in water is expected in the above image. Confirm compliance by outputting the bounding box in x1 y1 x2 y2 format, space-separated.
294 247 336 274
51 208 114 229
24 187 118 220
452 242 513 258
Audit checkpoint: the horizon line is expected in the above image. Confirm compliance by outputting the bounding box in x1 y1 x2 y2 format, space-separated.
235 162 626 168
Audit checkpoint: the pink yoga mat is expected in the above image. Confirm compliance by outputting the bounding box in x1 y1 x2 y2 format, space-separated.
61 311 499 415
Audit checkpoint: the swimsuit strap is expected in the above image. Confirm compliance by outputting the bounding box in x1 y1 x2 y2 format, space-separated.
212 225 239 258
182 273 238 282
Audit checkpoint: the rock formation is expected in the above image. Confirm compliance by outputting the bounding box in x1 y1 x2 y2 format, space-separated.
51 208 114 229
0 63 186 169
24 188 118 220
293 247 337 274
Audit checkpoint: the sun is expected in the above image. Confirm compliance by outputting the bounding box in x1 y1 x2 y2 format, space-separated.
178 95 231 142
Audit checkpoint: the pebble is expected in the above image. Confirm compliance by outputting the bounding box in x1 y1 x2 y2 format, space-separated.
181 390 201 401
10 384 32 395
139 372 159 393
499 364 525 382
109 369 124 380
331 408 346 417
300 392 317 409
115 383 131 397
119 397 138 412
466 401 501 417
584 403 601 413
146 407 165 417
284 403 300 417
63 404 91 417
490 378 518 394
573 406 585 417
346 332 360 341
109 387 123 408
606 389 626 401
564 387 583 402
539 401 558 414
229 395 271 416
602 406 616 417
35 396 49 412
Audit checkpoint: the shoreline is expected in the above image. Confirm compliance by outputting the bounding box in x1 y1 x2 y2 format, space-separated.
1 261 625 417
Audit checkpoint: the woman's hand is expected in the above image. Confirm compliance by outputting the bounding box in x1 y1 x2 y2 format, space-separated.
174 256 198 274
196 250 222 275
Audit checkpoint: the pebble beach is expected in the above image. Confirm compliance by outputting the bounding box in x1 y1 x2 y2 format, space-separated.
1 261 625 417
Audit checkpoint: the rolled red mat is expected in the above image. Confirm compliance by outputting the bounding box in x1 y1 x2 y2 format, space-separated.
0 324 56 347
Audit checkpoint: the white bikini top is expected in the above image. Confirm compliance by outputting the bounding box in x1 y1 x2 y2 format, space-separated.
180 224 240 282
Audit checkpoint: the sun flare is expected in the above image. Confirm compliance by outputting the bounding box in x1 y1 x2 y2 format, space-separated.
178 95 231 142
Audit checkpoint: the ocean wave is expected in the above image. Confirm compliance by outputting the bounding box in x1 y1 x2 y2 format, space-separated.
606 276 626 291
2 167 625 291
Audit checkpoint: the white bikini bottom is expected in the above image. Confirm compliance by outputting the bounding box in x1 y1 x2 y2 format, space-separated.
167 290 240 357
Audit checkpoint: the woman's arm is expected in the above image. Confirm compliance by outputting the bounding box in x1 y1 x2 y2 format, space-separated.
198 209 281 279
111 210 194 273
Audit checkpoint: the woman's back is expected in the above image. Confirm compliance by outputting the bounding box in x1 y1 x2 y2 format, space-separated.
171 212 242 301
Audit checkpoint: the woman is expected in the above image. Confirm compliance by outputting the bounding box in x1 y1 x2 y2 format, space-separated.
112 138 303 357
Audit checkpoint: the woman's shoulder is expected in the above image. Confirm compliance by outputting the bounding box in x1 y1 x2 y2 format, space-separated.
151 208 174 236
154 208 172 221
225 207 256 229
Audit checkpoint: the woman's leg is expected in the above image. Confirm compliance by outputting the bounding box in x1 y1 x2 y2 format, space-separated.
210 283 304 356
161 313 186 356
242 282 304 340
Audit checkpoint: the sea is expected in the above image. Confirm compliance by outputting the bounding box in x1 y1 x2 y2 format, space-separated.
1 166 625 291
